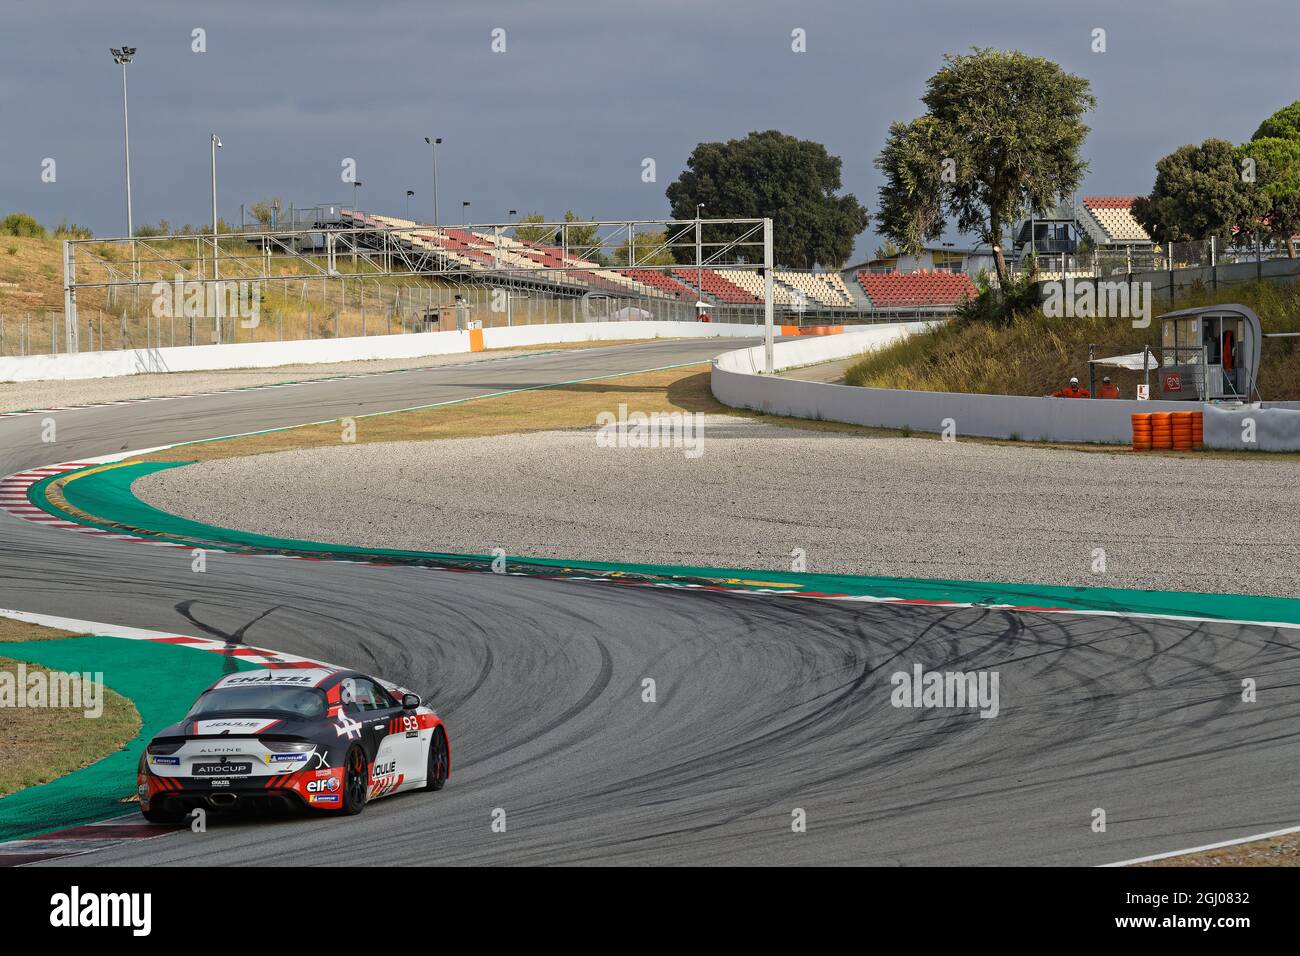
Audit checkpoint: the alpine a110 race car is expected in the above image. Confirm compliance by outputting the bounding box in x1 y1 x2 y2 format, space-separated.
137 667 449 821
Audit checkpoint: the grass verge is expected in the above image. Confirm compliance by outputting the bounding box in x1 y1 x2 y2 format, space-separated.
845 279 1300 400
136 364 1300 465
0 618 142 799
140 364 919 464
1136 833 1300 867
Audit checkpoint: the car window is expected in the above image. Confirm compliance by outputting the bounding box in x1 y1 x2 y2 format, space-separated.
350 678 391 712
187 686 327 720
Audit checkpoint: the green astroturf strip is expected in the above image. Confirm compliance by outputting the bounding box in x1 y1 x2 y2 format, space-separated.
0 637 258 842
32 460 1300 629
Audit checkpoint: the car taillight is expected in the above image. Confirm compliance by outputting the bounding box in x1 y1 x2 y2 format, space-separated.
146 741 183 755
259 739 315 753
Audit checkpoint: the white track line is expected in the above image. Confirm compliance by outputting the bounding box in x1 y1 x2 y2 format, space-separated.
1105 823 1300 866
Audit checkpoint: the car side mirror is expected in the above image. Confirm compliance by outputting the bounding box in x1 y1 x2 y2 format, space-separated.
402 693 420 710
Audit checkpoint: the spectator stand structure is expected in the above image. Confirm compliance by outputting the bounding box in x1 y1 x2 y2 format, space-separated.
58 208 978 362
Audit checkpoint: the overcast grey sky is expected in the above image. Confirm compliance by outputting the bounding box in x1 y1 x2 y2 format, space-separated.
2 0 1295 259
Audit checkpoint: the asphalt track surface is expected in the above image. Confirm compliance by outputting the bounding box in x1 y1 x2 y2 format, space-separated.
3 339 1299 866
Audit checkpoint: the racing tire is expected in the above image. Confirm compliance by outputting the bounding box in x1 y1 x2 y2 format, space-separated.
423 727 449 792
342 745 368 816
140 805 185 825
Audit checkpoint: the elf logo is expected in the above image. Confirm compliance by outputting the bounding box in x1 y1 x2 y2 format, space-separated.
306 776 340 793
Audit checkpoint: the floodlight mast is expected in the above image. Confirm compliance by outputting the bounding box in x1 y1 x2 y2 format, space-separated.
110 45 137 342
764 217 774 374
424 137 442 226
211 133 222 343
111 48 136 238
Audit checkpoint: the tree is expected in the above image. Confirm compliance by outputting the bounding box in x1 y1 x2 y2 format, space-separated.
665 130 868 268
1131 139 1265 245
512 210 607 262
1243 103 1300 257
1252 101 1300 142
512 212 551 244
613 230 676 266
875 49 1095 283
0 213 45 238
248 198 284 226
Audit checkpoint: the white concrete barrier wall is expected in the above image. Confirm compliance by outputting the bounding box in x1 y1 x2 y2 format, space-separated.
715 322 939 375
0 321 764 383
1204 404 1300 451
480 320 761 351
711 324 1193 444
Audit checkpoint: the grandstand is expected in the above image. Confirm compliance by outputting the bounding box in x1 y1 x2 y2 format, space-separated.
331 208 975 319
1076 197 1152 247
856 270 976 309
55 205 973 349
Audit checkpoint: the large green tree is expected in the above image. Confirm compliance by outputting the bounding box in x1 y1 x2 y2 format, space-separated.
665 130 868 269
874 49 1095 283
1239 137 1300 256
1253 101 1300 141
1131 139 1265 244
1241 102 1300 256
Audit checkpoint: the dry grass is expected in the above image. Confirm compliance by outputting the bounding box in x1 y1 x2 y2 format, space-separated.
144 365 732 463
0 655 141 797
0 617 84 642
845 280 1300 400
0 615 140 798
1 233 660 356
1137 833 1300 867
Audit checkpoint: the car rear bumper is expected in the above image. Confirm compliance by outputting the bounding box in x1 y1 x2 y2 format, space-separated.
140 767 344 813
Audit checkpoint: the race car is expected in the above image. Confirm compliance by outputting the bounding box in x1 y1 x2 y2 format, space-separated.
137 667 449 822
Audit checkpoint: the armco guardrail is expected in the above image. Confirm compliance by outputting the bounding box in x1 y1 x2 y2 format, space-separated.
711 325 1192 444
0 321 763 383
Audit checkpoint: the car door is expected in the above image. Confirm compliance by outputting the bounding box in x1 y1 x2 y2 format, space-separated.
351 678 406 798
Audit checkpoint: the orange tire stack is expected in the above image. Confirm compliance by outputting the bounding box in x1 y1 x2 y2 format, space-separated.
1171 411 1195 450
1131 413 1152 451
1149 412 1173 450
1191 411 1204 449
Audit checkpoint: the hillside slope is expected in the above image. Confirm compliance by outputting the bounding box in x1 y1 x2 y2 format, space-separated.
845 281 1300 401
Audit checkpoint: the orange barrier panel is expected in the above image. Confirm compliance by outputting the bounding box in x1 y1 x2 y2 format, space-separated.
469 328 484 353
780 325 845 337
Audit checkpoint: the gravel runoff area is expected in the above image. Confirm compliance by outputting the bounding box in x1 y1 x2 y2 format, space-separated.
136 416 1300 598
0 343 614 411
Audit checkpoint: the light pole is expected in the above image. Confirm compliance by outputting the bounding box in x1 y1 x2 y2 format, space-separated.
210 133 222 343
424 137 441 227
405 190 415 219
695 203 706 318
111 47 136 239
350 181 363 269
462 200 471 226
111 46 136 287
